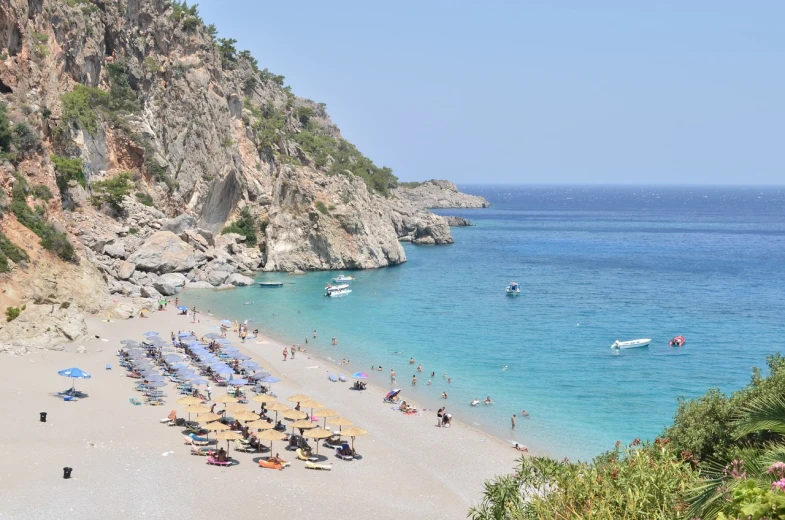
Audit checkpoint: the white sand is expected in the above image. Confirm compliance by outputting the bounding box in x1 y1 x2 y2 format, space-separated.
0 298 519 519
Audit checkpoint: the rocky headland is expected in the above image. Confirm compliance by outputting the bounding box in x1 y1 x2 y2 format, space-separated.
0 0 488 349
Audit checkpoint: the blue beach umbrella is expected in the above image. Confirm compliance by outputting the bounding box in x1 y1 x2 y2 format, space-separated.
352 372 369 379
242 361 259 369
190 379 209 386
143 331 159 336
214 366 233 376
177 306 188 311
259 376 280 384
227 378 248 386
58 367 91 393
145 375 166 382
146 381 167 388
249 372 271 381
205 333 221 339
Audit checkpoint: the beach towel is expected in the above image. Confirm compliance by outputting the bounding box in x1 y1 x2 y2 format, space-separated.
129 398 142 406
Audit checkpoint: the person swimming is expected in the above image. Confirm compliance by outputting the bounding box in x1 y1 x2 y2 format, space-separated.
502 365 509 370
470 398 480 406
484 396 493 405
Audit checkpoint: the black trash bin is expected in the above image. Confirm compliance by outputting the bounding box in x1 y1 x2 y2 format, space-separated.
63 467 72 479
40 412 47 423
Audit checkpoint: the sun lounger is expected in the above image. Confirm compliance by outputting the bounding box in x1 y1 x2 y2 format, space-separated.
305 461 332 471
207 456 232 466
105 364 112 370
129 398 142 406
338 374 347 382
335 447 354 461
160 410 177 424
259 459 289 470
189 433 209 445
190 445 211 456
296 448 317 462
328 374 338 382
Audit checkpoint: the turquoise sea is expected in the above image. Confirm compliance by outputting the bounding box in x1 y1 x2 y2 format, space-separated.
183 185 785 460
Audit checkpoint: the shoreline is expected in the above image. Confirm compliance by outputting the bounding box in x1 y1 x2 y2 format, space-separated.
181 286 545 458
0 296 520 519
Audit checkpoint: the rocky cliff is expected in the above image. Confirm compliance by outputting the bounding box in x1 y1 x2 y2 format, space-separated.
0 0 485 347
394 180 490 209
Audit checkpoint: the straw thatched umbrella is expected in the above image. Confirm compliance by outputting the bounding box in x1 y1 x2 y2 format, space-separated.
298 399 323 420
282 409 307 424
289 418 315 438
340 427 368 453
184 404 209 421
215 430 243 451
266 402 290 423
313 408 339 429
328 416 353 431
256 428 287 455
286 393 310 403
252 394 277 404
246 420 273 431
196 412 222 423
177 396 203 406
305 427 332 454
234 411 259 422
204 421 230 432
213 394 238 410
226 403 249 414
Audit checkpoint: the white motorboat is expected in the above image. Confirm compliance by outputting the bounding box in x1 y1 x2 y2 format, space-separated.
506 281 521 295
610 338 651 350
325 288 352 298
325 283 349 292
332 275 355 283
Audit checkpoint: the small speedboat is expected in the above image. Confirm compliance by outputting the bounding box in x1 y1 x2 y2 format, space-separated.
669 336 686 347
258 282 283 288
332 275 355 283
470 399 480 407
325 283 349 292
611 338 651 350
506 282 521 295
325 288 352 298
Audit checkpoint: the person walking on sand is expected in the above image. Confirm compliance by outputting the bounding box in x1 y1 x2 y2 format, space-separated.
282 348 288 361
206 384 212 401
290 345 295 359
437 407 444 427
511 414 516 429
390 369 396 384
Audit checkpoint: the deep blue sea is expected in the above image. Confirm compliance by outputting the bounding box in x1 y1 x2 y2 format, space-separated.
183 185 785 460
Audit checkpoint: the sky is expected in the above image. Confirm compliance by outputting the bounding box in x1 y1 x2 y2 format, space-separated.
197 1 784 185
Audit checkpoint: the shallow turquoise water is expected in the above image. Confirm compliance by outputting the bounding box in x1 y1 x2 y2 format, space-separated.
182 185 785 460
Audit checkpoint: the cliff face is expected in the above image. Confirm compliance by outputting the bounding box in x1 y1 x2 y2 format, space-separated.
0 0 485 346
393 180 490 209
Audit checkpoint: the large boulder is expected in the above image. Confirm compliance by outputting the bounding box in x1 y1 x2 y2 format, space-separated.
104 240 127 259
140 286 162 299
0 305 88 349
161 214 198 234
128 231 205 273
225 273 254 286
153 281 178 296
184 281 214 289
159 273 187 288
116 260 136 280
206 270 230 286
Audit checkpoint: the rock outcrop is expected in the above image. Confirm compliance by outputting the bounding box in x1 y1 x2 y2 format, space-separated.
0 304 89 350
444 216 474 227
0 0 491 344
394 180 490 209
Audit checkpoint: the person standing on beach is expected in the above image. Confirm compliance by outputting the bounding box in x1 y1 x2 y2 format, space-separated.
282 348 288 361
437 407 444 427
390 369 396 384
290 345 296 359
511 414 516 429
206 384 212 401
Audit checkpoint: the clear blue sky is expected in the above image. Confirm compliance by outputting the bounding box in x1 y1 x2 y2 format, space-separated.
197 1 784 185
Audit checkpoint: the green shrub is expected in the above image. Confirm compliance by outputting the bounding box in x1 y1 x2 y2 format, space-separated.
0 231 29 266
13 122 41 155
135 192 153 206
60 85 108 133
315 201 329 215
91 172 133 210
5 306 21 322
10 175 75 261
143 56 160 73
0 103 12 152
51 154 86 195
217 38 237 69
206 24 217 40
221 207 257 246
32 32 48 43
170 1 201 23
259 68 285 87
32 184 53 201
397 181 423 189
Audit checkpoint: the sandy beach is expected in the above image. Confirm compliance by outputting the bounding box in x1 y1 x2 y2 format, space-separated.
0 295 519 520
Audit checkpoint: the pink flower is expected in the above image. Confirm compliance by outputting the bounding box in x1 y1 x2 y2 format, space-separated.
768 461 785 479
771 478 785 492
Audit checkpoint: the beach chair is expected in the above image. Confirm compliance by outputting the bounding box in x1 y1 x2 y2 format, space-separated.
328 374 338 382
296 448 317 462
189 433 209 446
335 443 354 461
207 456 232 466
338 374 347 382
105 364 112 370
305 461 332 471
129 398 142 406
259 459 289 470
160 410 177 424
190 445 210 456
